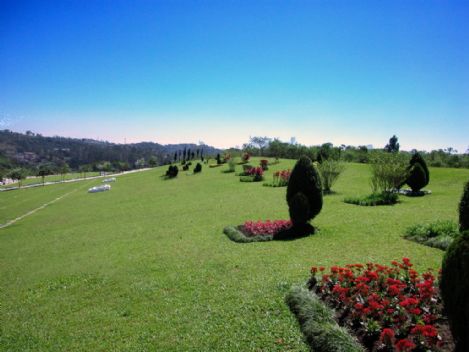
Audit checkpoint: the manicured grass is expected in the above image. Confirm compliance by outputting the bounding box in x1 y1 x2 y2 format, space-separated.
0 159 468 351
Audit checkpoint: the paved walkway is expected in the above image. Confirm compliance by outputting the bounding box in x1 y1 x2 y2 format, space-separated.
0 168 152 192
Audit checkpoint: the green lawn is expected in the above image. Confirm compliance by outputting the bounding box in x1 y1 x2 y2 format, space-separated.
1 159 468 351
0 172 101 189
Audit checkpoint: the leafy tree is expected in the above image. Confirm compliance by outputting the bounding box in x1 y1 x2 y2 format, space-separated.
79 164 92 178
317 160 345 194
194 163 202 173
216 153 221 165
285 156 322 236
174 152 177 162
58 162 70 182
249 136 272 156
37 163 54 185
384 135 400 153
8 168 27 188
148 156 158 167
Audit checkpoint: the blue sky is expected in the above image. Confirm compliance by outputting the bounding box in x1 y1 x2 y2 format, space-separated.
1 0 468 151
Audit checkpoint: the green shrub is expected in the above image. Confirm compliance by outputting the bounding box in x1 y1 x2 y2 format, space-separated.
409 152 429 186
460 180 469 232
344 192 398 206
317 160 345 194
193 163 202 173
440 231 469 351
222 226 273 243
165 165 178 178
404 220 459 250
370 152 408 193
406 162 427 192
285 286 364 352
286 156 322 230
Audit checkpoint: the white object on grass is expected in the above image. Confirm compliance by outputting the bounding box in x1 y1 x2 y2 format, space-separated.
103 177 116 183
88 184 111 193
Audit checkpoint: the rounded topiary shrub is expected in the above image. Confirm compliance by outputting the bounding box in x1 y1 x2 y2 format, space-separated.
460 180 469 232
194 163 202 173
440 231 469 352
284 156 322 235
406 162 427 193
409 152 429 186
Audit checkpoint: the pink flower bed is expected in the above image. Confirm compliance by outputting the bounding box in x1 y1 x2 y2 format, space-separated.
243 220 292 236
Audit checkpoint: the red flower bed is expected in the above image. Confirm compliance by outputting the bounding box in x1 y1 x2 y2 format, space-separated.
248 166 264 178
309 258 454 351
273 169 291 186
243 220 292 236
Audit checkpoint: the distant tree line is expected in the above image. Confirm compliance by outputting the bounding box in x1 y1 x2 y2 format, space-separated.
242 135 469 168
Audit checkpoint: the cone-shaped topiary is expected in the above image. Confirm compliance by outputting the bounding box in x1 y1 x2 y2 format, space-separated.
460 180 469 232
440 231 469 352
406 162 427 192
409 152 429 186
286 156 322 230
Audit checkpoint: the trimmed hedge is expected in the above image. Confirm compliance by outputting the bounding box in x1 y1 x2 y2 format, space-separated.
460 180 469 232
344 192 398 206
404 220 459 250
222 226 273 243
286 156 322 229
285 286 364 352
440 231 469 352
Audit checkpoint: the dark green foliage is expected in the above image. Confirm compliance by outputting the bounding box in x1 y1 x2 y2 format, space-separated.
36 163 55 185
406 162 427 192
404 220 459 250
216 154 221 165
384 135 399 153
193 163 202 173
285 286 364 352
440 231 469 351
165 165 178 178
286 156 322 229
344 192 398 206
460 180 469 232
182 164 189 171
223 226 273 243
7 168 27 187
409 152 429 186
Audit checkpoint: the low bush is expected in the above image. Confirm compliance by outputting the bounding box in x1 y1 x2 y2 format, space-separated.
370 152 408 193
285 286 364 352
165 165 178 178
239 167 264 182
404 220 459 250
193 163 202 173
317 160 345 194
222 226 273 243
344 192 398 206
263 169 291 187
260 159 269 171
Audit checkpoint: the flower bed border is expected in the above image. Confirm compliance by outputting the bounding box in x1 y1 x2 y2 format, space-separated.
223 226 273 243
285 285 364 352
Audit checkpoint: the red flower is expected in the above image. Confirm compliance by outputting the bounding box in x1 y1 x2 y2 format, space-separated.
395 339 416 351
380 328 395 345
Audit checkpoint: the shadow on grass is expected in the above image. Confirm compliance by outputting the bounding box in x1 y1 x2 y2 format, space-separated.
223 224 316 243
